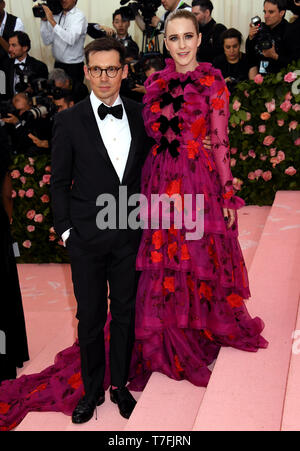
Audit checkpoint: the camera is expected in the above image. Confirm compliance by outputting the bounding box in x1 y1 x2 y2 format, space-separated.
251 16 262 27
119 0 161 25
251 16 275 54
32 0 62 18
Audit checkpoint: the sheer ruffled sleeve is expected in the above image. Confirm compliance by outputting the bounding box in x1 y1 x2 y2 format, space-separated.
209 70 244 210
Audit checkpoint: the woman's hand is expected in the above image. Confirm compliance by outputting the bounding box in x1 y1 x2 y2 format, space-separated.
132 84 146 94
203 135 212 151
223 208 236 229
2 114 19 125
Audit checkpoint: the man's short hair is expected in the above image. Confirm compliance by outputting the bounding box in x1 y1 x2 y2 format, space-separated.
221 28 243 45
191 0 214 13
9 31 31 52
143 57 165 73
113 8 130 22
49 68 71 85
264 0 287 11
84 37 126 66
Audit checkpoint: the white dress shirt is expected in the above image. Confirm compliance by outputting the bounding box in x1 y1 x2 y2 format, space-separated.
90 90 132 183
0 11 25 36
13 56 27 94
40 7 87 64
62 91 132 244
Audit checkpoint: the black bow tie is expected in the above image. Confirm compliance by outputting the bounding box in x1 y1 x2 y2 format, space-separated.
98 103 123 120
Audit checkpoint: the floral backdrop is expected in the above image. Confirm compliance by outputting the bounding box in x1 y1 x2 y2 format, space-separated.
9 61 300 263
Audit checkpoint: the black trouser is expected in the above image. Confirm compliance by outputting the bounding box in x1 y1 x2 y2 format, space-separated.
68 231 139 403
54 61 84 84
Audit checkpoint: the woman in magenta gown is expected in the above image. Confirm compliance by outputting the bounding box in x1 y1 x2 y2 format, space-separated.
0 10 267 431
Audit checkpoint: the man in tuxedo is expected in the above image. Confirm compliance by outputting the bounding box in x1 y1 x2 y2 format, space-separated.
0 0 25 70
51 37 150 424
3 31 48 99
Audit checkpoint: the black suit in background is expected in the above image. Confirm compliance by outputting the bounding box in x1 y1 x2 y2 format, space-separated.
51 95 151 403
2 55 49 100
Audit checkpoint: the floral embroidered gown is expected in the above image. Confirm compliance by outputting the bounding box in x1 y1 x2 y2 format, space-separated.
127 59 268 390
0 60 267 431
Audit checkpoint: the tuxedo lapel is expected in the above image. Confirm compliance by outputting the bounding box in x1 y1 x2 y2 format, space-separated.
81 97 114 167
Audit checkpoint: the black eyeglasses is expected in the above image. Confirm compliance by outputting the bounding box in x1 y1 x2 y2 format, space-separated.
88 66 123 78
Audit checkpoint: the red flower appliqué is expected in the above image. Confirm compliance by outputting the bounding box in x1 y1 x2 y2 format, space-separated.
226 293 243 308
68 372 83 390
152 230 164 250
187 140 200 159
150 102 161 114
200 75 215 87
212 98 225 110
0 402 10 415
191 117 207 139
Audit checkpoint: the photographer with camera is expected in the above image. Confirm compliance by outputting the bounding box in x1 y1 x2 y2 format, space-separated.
0 0 25 70
213 28 257 94
39 0 87 84
246 0 291 75
1 92 53 156
113 8 140 61
48 68 88 103
2 31 48 100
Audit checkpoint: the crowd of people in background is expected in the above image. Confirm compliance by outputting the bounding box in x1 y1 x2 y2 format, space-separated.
0 0 299 158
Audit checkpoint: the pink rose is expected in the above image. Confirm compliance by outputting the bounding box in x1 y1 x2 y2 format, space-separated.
261 112 271 121
240 152 248 161
49 234 56 242
292 104 300 112
233 177 243 190
39 181 45 188
277 119 285 127
11 170 21 179
34 214 44 223
23 240 32 249
26 210 36 220
254 169 263 179
233 100 241 111
285 91 293 101
295 138 300 146
45 165 51 172
262 171 272 181
284 72 297 83
259 125 266 133
248 149 256 158
265 99 276 113
49 226 55 233
41 194 50 203
254 74 264 84
18 190 26 198
11 190 17 198
285 166 297 176
230 147 238 154
24 165 35 175
230 158 236 167
244 90 250 98
20 176 26 185
280 100 292 112
244 125 254 134
25 189 34 198
289 121 298 131
246 112 251 121
270 147 277 157
263 136 275 146
248 172 256 180
27 225 35 232
260 154 268 161
42 174 51 184
231 123 237 128
28 157 35 165
277 150 285 161
270 157 280 167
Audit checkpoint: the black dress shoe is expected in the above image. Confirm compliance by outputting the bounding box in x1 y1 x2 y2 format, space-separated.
72 390 105 424
110 386 136 419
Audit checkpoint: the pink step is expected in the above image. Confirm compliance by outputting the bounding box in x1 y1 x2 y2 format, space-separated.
193 191 300 431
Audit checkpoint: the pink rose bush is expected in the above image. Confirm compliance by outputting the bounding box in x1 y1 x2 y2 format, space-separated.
9 154 68 263
228 62 300 205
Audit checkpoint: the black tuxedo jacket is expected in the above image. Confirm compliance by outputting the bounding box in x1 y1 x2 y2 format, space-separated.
2 55 49 99
51 95 151 251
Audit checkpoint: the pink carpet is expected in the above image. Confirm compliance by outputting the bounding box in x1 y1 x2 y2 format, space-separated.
7 199 299 431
